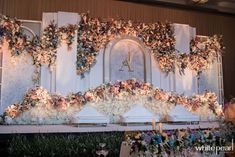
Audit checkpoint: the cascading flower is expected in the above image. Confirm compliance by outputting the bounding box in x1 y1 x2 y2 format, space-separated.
188 35 224 74
76 13 175 76
3 79 223 124
1 14 224 78
58 24 77 49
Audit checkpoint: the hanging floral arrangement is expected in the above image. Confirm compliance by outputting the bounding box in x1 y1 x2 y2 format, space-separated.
188 35 224 74
0 14 29 56
76 13 224 76
31 22 59 69
0 13 224 77
0 15 77 71
58 24 77 49
76 13 176 76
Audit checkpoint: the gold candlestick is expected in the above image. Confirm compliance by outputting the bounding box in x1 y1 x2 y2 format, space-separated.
152 119 156 131
159 122 163 133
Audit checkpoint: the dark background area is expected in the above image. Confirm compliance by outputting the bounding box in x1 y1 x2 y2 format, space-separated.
0 0 234 100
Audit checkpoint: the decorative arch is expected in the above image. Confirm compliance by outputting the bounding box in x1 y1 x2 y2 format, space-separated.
21 25 37 38
103 36 152 83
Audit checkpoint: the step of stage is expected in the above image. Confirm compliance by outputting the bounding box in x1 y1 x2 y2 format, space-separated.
0 121 219 134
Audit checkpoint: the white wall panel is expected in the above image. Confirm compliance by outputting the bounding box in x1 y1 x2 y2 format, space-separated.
151 54 161 88
199 60 219 96
89 50 104 89
76 50 104 93
1 47 35 114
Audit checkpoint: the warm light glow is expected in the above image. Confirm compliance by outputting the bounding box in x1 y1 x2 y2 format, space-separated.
192 0 208 4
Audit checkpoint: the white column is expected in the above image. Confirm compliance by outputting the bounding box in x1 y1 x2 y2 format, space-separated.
88 49 104 89
151 55 161 88
170 24 199 121
174 24 197 96
55 12 79 95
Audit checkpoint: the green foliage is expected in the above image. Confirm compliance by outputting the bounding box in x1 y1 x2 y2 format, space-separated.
8 132 124 157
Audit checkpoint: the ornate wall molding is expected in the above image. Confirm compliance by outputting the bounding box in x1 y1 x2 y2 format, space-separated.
104 36 152 83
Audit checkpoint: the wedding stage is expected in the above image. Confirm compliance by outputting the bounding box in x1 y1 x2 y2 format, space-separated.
0 11 232 157
0 12 224 127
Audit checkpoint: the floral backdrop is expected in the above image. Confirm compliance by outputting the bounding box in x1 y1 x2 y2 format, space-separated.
2 79 223 124
0 14 224 124
76 13 175 76
76 13 224 76
0 13 224 80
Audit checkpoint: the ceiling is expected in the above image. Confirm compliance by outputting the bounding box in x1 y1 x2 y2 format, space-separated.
120 0 235 16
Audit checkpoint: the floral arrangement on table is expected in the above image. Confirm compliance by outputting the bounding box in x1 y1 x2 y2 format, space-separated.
3 79 223 124
125 127 232 156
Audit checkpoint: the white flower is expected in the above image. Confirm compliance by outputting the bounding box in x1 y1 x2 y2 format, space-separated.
4 116 13 124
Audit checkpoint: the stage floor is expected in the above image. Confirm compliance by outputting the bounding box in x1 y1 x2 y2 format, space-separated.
0 121 219 134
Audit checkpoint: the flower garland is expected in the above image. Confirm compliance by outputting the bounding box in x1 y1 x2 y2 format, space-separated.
3 79 223 124
31 22 77 70
84 79 223 117
76 13 175 76
1 14 224 77
76 13 224 76
4 87 84 124
125 127 232 156
0 14 77 72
